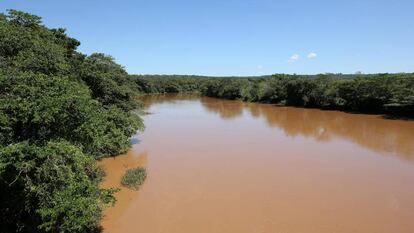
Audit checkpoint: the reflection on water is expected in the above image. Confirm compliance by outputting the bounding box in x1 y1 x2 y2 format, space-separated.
141 93 201 107
199 95 414 160
129 137 140 145
100 94 414 233
200 97 244 120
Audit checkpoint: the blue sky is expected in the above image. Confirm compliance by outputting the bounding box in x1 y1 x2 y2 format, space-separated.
1 0 413 76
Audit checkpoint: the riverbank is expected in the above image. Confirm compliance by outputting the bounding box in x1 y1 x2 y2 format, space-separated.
133 74 414 118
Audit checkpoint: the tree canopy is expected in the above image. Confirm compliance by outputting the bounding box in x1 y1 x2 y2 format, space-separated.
0 10 143 232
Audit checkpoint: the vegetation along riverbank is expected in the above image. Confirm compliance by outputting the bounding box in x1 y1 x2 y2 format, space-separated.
133 74 414 118
0 10 143 233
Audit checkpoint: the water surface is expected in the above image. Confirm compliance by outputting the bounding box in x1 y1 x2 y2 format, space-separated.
99 94 414 233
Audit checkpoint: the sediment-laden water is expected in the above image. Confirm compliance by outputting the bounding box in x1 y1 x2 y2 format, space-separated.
99 94 414 233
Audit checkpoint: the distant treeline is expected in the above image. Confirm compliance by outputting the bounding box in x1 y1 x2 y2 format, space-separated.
132 73 414 117
1 10 143 232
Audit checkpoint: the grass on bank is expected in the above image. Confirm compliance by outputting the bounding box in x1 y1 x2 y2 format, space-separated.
121 167 147 190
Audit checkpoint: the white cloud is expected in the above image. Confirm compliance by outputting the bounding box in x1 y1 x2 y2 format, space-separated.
307 52 317 59
257 65 263 70
288 54 300 63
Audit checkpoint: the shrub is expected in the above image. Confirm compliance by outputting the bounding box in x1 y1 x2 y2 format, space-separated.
121 167 147 190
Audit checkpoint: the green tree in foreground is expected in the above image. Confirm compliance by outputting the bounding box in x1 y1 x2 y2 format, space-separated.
0 10 143 232
80 53 140 111
0 72 143 158
0 141 117 233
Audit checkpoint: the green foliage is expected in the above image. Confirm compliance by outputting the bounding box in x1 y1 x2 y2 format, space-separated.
80 53 139 111
132 75 209 93
5 9 42 27
77 106 143 157
259 76 288 103
0 10 143 232
0 73 143 158
135 73 414 117
0 10 73 75
204 78 249 100
121 167 147 190
0 141 117 233
336 76 392 111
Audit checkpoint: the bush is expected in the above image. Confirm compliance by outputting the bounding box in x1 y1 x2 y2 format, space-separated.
121 167 147 190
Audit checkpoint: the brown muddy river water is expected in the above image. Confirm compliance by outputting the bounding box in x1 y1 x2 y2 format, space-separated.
99 94 414 233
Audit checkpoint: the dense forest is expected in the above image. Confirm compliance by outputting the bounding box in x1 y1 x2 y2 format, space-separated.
133 73 414 117
0 10 143 232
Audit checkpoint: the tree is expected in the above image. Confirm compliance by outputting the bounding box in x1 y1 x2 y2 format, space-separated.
0 72 143 158
0 10 144 232
80 53 139 111
0 141 117 233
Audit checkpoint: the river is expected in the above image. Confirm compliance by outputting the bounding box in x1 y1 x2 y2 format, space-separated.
99 93 414 233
